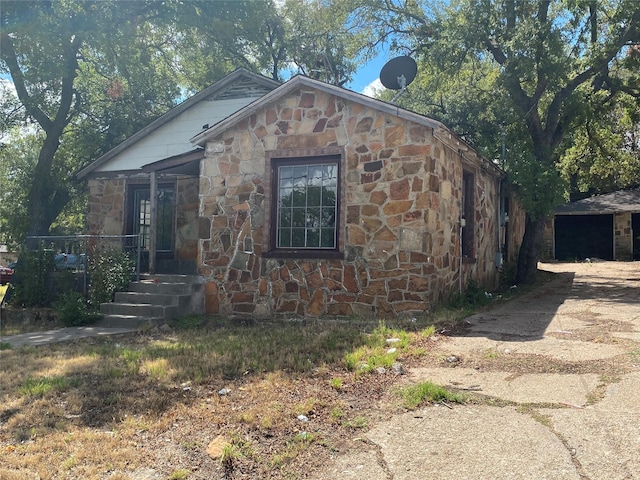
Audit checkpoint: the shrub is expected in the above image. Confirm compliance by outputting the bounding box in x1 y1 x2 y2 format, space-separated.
9 246 56 307
54 291 96 327
88 247 135 308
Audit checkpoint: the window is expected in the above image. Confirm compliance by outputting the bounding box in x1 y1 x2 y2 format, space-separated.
461 170 475 259
268 154 341 257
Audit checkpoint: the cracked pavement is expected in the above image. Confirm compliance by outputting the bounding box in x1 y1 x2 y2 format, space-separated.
313 261 640 479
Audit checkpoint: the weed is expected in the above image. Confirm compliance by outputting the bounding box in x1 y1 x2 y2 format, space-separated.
169 315 209 330
220 442 241 468
344 415 368 429
168 469 190 480
19 376 72 397
62 456 77 470
421 324 437 338
330 406 345 422
0 341 11 350
329 377 343 390
270 431 316 467
344 322 408 375
483 348 499 359
397 382 465 409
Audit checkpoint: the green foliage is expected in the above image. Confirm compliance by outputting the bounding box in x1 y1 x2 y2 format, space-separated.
397 381 465 409
54 291 96 327
450 280 492 309
10 246 56 307
88 247 135 308
19 376 73 397
344 321 409 374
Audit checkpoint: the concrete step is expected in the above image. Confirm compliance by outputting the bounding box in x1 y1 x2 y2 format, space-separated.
95 314 163 329
129 281 194 295
139 273 204 284
114 291 188 306
100 302 180 319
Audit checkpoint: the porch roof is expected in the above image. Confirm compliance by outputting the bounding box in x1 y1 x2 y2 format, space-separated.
141 148 204 176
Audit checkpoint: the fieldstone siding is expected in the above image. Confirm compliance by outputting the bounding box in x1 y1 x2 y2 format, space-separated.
87 177 126 236
198 86 503 319
175 177 200 261
614 212 633 261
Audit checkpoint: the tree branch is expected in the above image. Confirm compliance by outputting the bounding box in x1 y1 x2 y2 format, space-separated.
0 33 53 132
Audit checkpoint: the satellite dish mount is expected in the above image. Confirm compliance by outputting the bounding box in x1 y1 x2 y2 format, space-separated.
379 56 417 103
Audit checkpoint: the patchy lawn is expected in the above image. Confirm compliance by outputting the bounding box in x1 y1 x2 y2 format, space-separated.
0 316 458 480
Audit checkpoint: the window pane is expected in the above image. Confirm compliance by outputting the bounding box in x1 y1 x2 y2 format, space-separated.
292 208 306 227
292 186 306 206
320 228 335 248
308 165 323 186
307 186 321 206
323 165 337 185
320 208 335 227
293 166 307 187
322 186 336 207
279 209 291 227
307 229 320 247
306 208 321 228
291 229 305 247
278 228 291 247
279 188 293 208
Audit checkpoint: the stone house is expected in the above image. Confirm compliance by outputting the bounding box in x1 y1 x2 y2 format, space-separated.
542 190 640 261
79 69 523 320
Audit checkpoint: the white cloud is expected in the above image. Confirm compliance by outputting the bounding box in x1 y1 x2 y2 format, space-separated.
361 78 384 98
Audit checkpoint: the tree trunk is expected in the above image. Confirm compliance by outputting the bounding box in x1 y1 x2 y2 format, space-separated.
25 131 68 245
515 213 547 284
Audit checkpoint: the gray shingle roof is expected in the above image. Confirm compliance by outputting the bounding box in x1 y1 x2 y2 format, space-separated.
555 190 640 215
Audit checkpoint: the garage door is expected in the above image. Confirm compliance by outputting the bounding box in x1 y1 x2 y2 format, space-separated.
555 214 613 261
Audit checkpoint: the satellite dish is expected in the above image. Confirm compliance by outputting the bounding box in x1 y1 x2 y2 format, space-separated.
379 56 417 91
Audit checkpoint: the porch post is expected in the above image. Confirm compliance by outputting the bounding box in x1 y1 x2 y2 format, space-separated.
149 171 157 274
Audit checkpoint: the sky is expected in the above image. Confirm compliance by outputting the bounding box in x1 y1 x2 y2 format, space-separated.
345 53 387 97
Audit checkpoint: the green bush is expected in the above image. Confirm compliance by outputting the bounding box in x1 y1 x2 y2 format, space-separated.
54 291 97 327
10 246 56 307
450 280 492 309
88 247 135 308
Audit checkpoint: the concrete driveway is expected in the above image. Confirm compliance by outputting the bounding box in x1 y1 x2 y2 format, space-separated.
313 261 640 480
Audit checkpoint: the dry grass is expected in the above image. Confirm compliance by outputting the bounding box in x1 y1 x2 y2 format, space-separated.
0 318 446 479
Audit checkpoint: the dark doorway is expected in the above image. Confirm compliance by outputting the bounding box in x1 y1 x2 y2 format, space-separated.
632 213 640 260
555 214 613 261
126 183 176 272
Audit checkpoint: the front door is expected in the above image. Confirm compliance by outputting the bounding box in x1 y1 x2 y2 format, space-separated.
127 183 175 270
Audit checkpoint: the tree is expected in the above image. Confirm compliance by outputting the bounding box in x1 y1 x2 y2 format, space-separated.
1 0 365 244
0 1 178 241
347 0 640 283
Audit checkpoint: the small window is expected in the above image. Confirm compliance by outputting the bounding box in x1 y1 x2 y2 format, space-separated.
268 155 341 258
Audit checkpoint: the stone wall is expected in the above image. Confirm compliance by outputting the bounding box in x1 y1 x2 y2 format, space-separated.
614 212 633 261
198 86 504 319
87 177 126 236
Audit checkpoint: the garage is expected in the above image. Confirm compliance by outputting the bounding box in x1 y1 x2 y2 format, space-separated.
546 190 640 262
554 214 613 261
